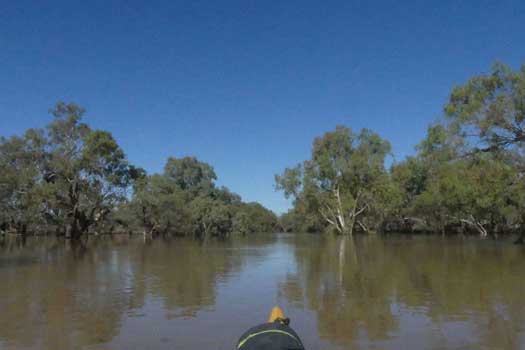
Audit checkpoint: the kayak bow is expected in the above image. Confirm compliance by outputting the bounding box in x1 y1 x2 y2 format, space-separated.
237 307 305 350
268 306 285 323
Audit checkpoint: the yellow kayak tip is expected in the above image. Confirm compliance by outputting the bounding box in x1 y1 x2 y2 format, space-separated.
268 306 285 323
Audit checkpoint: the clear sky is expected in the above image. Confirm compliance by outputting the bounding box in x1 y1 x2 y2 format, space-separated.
1 0 524 213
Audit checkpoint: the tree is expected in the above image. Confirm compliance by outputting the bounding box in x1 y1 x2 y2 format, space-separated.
0 130 47 234
441 62 525 238
123 155 277 238
125 174 192 236
236 202 279 233
0 103 279 239
211 186 242 205
163 156 217 196
42 103 134 238
232 211 251 235
276 126 392 235
445 62 525 154
391 156 428 212
189 196 232 238
412 156 517 237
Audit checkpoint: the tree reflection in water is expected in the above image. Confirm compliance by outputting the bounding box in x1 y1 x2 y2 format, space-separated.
278 234 525 349
0 234 280 350
1 234 524 350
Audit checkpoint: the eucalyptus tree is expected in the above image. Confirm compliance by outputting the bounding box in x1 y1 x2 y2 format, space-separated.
124 155 278 237
390 156 428 214
445 62 525 154
412 158 514 236
126 174 192 236
189 196 232 238
237 202 279 233
276 126 394 235
164 156 217 196
43 103 136 238
0 130 47 234
428 62 525 236
232 211 251 235
0 102 136 238
398 115 522 236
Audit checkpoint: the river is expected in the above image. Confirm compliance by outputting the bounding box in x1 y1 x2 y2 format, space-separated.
0 234 524 350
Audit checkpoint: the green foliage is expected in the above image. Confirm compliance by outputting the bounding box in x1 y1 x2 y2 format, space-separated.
391 156 428 211
122 174 192 235
42 103 133 238
237 202 279 233
445 62 525 153
278 62 525 237
401 62 525 236
0 102 278 239
0 103 134 237
211 186 242 205
0 132 46 233
412 157 518 235
124 158 277 238
164 156 217 195
232 211 251 235
389 115 525 236
276 126 394 235
4 62 525 239
229 203 279 235
279 204 325 233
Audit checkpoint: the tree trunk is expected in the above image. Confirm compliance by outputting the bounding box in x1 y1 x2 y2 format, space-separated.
514 231 525 245
66 215 81 240
345 217 355 236
344 191 363 236
357 220 369 233
338 237 345 286
460 217 488 237
514 219 525 244
334 186 346 233
65 181 83 240
319 187 366 236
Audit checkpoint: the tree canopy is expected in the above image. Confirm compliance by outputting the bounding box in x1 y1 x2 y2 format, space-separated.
276 126 396 235
445 62 525 154
277 62 525 239
2 62 525 241
0 102 278 239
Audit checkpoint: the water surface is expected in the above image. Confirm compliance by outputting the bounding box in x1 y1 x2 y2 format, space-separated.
1 234 524 350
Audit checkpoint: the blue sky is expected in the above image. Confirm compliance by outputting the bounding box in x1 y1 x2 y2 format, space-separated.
1 0 524 213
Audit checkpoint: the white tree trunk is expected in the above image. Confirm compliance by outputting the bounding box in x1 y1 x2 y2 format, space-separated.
460 216 488 237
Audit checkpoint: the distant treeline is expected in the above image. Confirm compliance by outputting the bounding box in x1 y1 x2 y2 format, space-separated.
0 103 278 239
276 62 525 240
2 62 525 241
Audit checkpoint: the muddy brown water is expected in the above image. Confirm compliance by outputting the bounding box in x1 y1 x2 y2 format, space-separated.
0 234 524 350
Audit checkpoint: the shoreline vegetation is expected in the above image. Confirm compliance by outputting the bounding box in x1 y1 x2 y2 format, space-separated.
277 62 525 244
1 62 525 243
0 104 279 240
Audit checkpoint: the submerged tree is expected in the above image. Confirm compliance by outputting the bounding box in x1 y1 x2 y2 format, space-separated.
122 174 192 236
276 126 394 235
43 103 135 238
189 196 232 238
121 156 278 238
0 102 136 238
441 62 525 238
0 130 47 234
